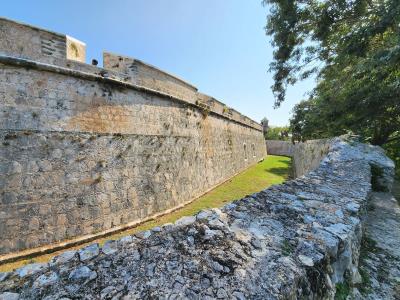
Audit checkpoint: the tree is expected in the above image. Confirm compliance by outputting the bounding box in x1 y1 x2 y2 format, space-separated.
264 0 400 176
264 126 290 141
261 117 270 135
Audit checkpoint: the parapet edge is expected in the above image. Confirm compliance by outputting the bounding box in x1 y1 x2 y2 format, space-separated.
0 17 262 132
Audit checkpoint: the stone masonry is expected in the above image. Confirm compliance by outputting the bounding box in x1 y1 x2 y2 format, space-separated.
0 18 266 257
266 139 331 177
0 136 395 299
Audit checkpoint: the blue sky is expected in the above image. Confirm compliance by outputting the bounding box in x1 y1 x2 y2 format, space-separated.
2 0 315 126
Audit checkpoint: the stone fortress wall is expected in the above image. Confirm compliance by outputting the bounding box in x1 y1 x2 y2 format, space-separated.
0 18 266 258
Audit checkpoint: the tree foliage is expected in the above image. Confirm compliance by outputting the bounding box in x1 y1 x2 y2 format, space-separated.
265 0 400 176
264 126 291 141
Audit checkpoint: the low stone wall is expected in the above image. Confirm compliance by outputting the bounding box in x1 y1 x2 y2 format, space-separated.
0 137 395 299
265 140 294 156
266 139 332 177
292 139 332 177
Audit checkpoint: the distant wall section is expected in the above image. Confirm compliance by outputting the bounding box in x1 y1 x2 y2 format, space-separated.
265 140 294 157
266 139 331 177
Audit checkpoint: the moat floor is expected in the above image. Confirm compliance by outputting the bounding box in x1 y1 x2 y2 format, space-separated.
357 187 400 299
0 155 291 273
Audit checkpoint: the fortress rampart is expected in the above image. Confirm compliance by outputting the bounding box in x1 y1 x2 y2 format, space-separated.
0 136 395 299
0 18 266 258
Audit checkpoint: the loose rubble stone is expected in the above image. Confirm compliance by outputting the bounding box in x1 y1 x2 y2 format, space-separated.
101 240 118 255
78 244 99 262
134 230 151 239
175 216 196 227
68 266 97 283
49 250 77 266
118 235 133 244
15 263 47 278
32 272 59 288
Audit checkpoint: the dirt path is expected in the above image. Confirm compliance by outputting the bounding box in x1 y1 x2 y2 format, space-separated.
356 189 400 299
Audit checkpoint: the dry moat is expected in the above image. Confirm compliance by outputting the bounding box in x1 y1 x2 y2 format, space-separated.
0 155 291 273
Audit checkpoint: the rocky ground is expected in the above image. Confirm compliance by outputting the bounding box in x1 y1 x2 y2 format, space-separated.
354 190 400 300
0 137 395 299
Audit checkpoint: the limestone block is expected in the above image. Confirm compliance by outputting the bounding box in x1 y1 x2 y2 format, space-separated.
66 35 86 63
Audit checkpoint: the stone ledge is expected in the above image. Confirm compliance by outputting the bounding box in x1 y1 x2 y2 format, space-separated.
0 136 395 299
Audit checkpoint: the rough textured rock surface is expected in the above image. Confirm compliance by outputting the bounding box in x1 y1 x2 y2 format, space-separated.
355 191 400 299
0 137 395 299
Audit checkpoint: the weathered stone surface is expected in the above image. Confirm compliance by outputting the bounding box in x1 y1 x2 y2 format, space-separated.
174 215 196 227
68 266 97 283
49 250 77 266
0 54 265 256
101 240 118 255
78 244 99 262
32 272 59 288
0 273 10 283
0 292 19 300
355 191 400 299
0 137 395 299
15 263 47 278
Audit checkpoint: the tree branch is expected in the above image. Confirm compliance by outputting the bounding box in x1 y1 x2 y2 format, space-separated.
385 135 400 144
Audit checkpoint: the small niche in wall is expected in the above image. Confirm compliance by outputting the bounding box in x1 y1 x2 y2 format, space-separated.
244 143 248 161
252 143 256 157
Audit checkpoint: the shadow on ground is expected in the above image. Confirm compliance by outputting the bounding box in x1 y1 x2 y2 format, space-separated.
265 158 292 177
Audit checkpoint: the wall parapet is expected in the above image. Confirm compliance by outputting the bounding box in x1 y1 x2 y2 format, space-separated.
0 137 395 299
0 17 262 132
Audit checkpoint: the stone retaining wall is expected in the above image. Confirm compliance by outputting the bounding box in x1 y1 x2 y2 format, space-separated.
0 136 395 299
266 139 332 177
265 140 294 157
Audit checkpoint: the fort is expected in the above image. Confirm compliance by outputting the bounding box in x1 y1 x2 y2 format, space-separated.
0 17 266 259
0 18 399 299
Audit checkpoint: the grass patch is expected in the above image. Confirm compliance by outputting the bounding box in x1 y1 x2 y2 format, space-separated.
358 268 372 295
0 155 291 272
281 239 295 256
335 282 351 300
